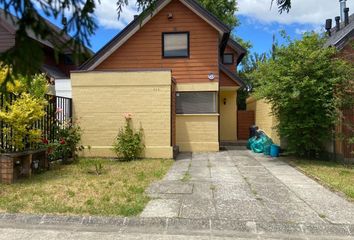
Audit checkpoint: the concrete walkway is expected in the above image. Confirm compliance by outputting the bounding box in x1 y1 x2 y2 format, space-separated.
141 148 354 234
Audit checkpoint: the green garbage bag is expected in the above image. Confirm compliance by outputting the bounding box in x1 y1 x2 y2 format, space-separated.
247 136 257 150
263 137 274 155
251 134 273 154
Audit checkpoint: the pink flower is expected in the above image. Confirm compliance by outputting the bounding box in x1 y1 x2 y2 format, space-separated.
123 113 133 120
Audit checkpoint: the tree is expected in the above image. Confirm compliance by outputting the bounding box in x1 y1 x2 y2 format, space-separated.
249 33 353 157
197 0 238 28
237 51 268 110
271 0 291 13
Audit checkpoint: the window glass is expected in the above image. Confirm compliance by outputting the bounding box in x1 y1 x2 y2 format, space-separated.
176 92 217 114
223 54 233 64
163 33 189 57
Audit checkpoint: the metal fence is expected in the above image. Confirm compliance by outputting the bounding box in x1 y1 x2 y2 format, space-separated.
0 93 72 153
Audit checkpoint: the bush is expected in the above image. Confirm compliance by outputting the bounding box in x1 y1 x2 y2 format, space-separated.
113 114 144 161
0 93 47 151
47 120 84 163
249 33 353 157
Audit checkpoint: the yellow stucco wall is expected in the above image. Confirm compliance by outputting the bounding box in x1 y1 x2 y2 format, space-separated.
220 90 237 141
246 97 280 145
176 82 219 92
176 115 219 152
71 70 173 159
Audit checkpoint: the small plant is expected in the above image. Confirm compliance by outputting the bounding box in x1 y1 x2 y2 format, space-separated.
113 113 144 161
86 160 105 176
94 162 104 175
181 171 191 182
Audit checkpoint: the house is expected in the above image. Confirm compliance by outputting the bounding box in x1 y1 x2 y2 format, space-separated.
0 9 92 98
72 0 247 158
325 7 354 161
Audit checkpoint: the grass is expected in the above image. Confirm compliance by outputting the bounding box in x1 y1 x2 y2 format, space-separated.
286 158 354 201
181 172 191 182
0 158 173 216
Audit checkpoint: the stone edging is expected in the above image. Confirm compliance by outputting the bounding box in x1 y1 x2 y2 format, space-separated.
0 213 353 237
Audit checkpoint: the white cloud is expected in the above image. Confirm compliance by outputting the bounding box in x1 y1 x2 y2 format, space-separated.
94 0 139 29
238 0 354 26
92 0 354 30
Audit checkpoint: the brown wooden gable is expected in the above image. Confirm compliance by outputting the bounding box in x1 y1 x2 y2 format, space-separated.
220 70 238 87
222 45 239 72
96 0 220 84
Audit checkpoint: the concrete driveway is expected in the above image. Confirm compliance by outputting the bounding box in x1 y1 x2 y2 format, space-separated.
1 148 354 239
142 147 354 227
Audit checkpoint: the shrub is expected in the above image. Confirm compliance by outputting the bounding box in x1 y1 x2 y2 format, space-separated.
249 33 353 157
47 120 84 163
113 114 144 161
0 93 46 151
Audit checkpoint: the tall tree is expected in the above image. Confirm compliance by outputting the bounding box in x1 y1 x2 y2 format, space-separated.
197 0 238 28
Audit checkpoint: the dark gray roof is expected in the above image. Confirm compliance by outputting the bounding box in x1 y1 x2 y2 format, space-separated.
0 8 94 55
80 0 231 70
227 38 247 64
325 13 354 49
219 64 245 87
41 64 68 79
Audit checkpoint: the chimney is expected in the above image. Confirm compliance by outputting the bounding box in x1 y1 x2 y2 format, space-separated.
344 8 349 26
325 19 333 36
340 0 347 22
335 16 341 31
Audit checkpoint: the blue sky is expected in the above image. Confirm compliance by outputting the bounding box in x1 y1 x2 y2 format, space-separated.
34 0 354 55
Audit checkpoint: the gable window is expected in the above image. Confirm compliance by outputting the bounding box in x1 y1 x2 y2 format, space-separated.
163 32 189 58
176 92 217 114
223 53 234 65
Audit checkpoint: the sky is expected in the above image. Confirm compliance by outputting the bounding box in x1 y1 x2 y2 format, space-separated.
37 0 354 55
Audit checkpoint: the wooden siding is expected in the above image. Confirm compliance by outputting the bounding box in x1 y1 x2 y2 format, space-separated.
222 45 239 72
0 24 15 53
220 71 238 87
97 0 220 84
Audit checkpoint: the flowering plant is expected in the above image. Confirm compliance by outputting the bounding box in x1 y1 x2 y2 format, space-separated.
48 119 84 163
113 115 144 161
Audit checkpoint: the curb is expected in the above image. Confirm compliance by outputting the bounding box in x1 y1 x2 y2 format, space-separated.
0 213 353 237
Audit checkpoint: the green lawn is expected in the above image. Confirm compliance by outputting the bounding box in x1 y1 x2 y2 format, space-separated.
287 159 354 201
0 158 173 216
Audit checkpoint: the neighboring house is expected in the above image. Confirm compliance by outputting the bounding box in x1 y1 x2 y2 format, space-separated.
72 0 247 158
0 9 92 98
325 9 354 161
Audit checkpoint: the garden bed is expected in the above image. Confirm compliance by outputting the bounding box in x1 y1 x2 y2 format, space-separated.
0 158 173 216
285 158 354 201
0 149 48 184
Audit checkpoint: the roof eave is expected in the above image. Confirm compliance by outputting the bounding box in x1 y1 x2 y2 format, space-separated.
219 64 245 87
